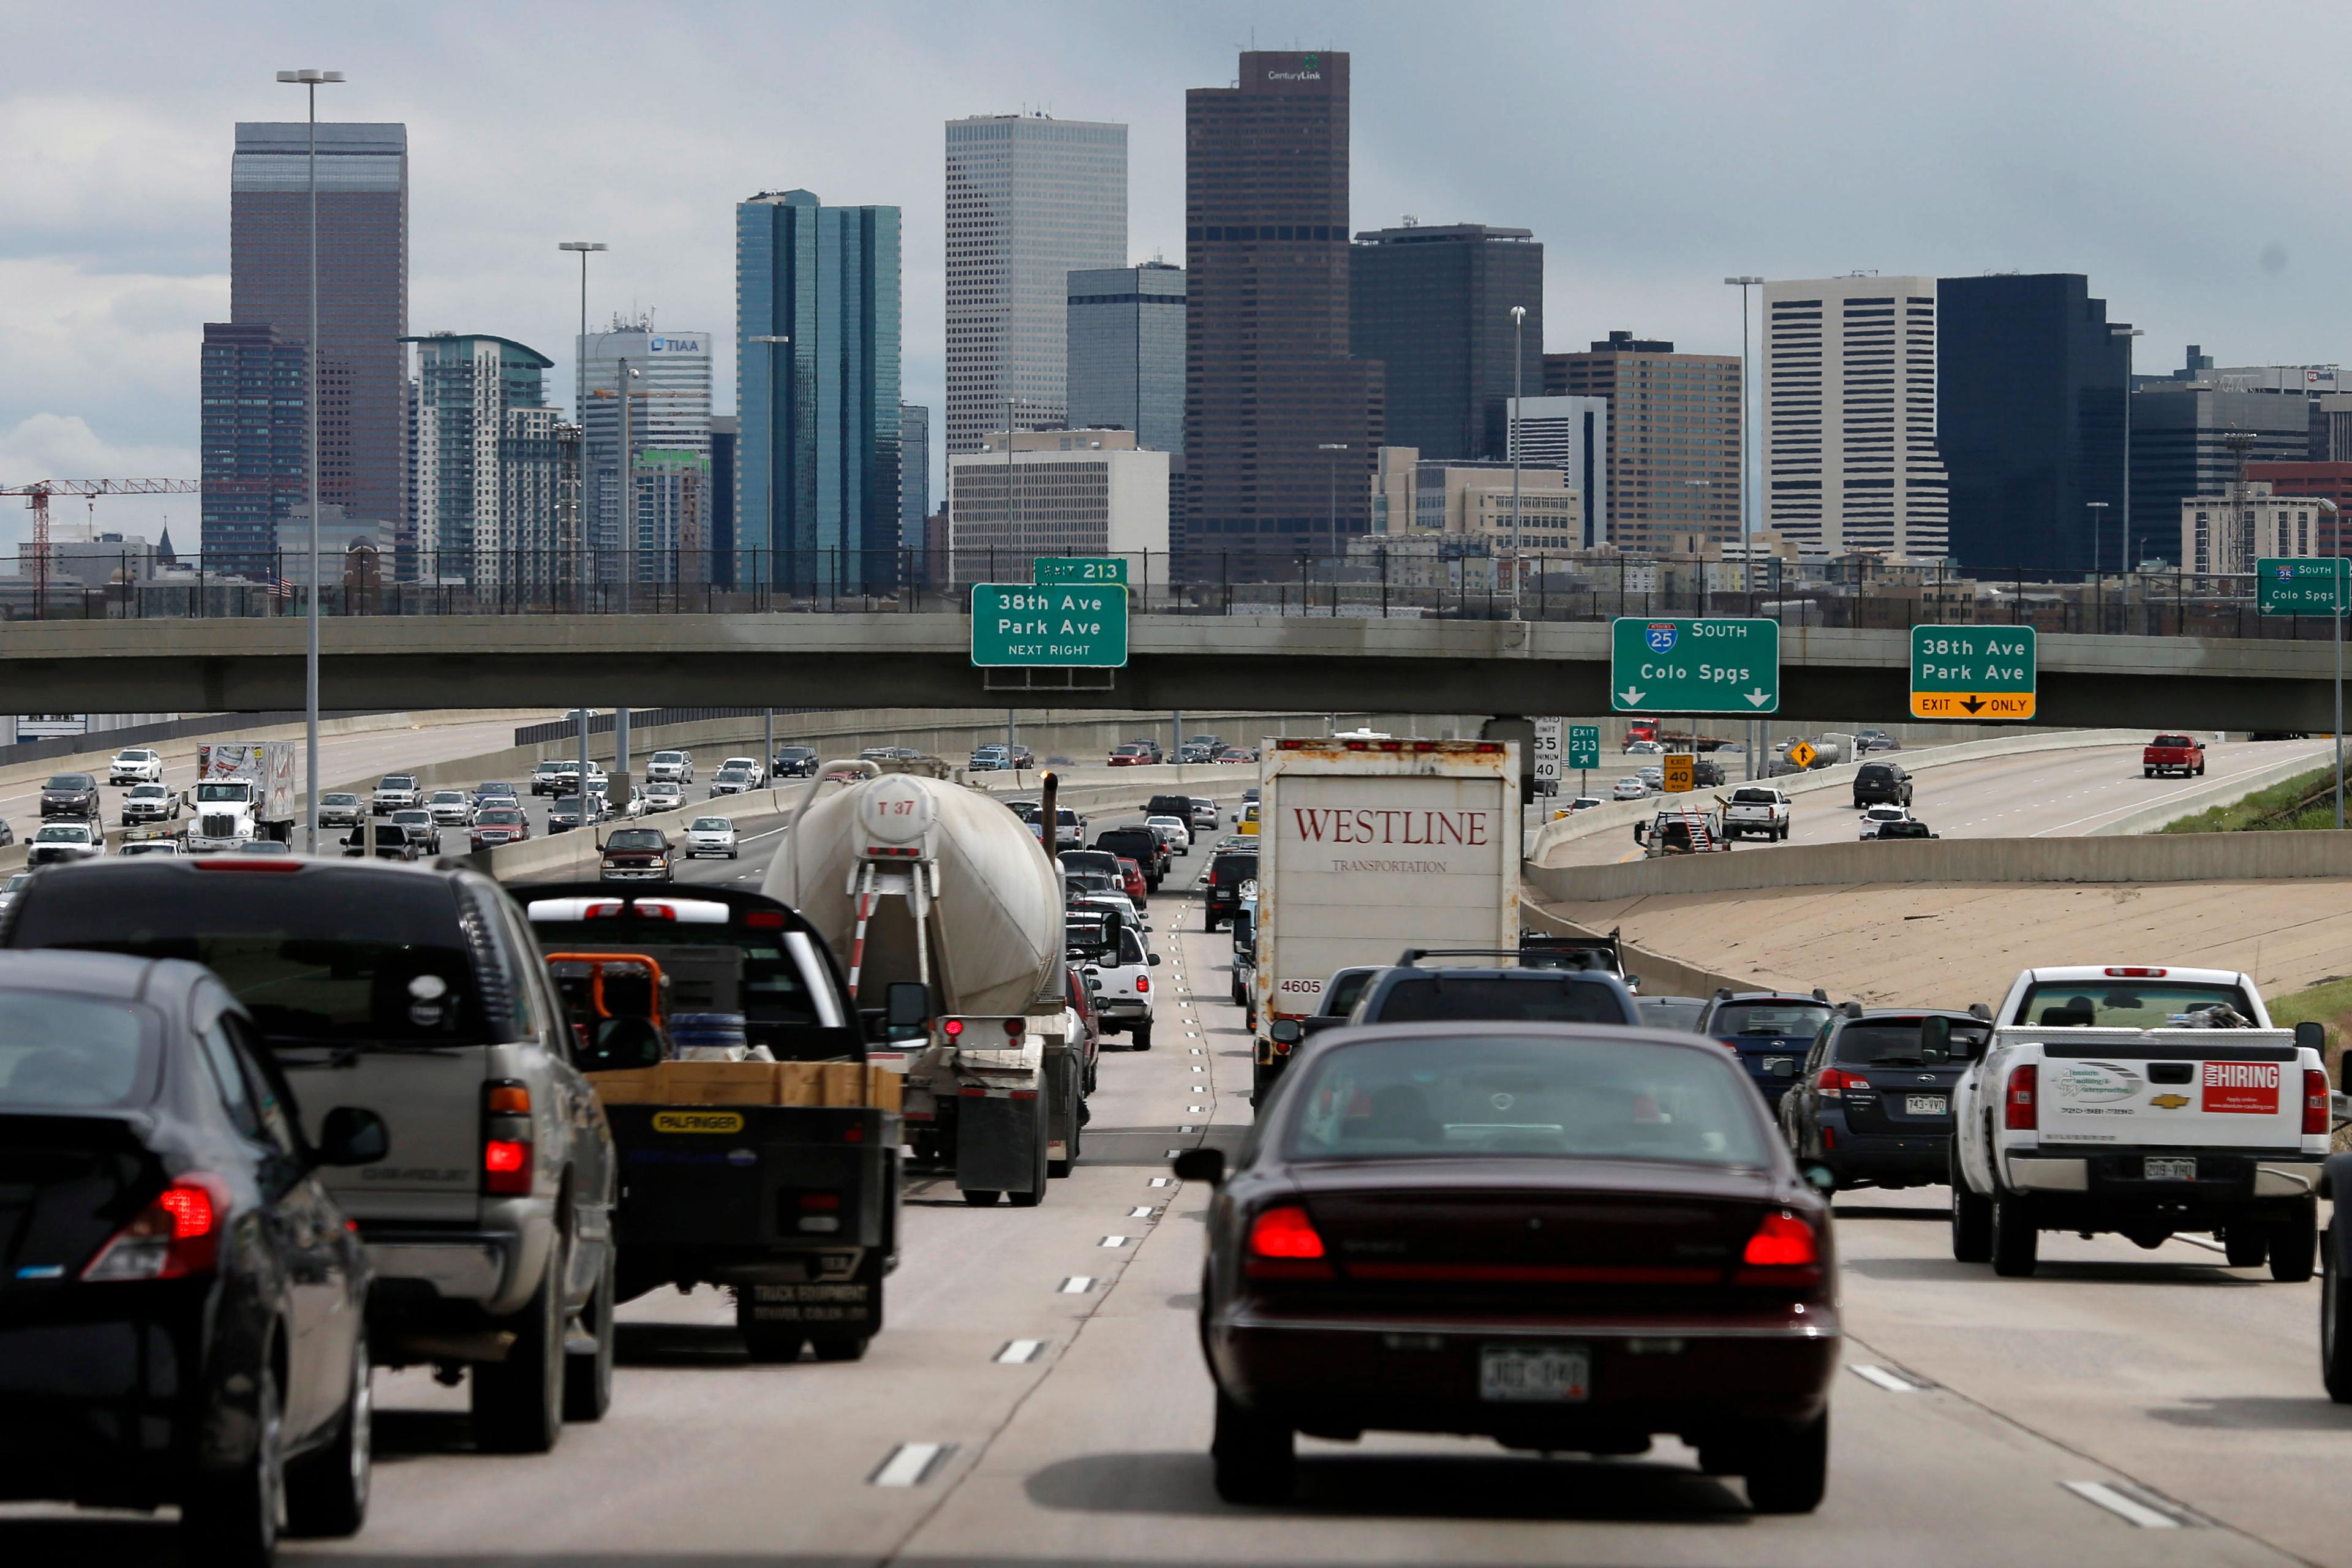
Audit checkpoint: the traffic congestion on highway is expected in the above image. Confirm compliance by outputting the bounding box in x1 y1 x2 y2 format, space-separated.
5 721 2352 1568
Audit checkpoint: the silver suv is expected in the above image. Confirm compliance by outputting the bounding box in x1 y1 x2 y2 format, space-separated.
0 857 620 1453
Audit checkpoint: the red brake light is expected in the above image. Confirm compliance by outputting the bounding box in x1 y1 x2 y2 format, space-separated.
942 1019 965 1038
1815 1067 1866 1098
2103 967 2166 978
1742 1211 1819 1267
744 909 785 929
1246 1205 1327 1259
2005 1064 2038 1130
584 902 624 919
1136 975 1150 993
633 903 678 921
483 1139 530 1193
2307 1069 2331 1136
798 1193 843 1210
82 1175 230 1281
1004 1018 1024 1037
483 1079 534 1196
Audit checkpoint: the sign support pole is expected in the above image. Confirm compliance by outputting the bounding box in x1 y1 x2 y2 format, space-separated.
2337 556 2344 831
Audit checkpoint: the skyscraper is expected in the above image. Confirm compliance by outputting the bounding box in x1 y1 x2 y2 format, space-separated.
1936 274 2128 572
198 321 307 577
944 113 1127 456
709 413 739 586
230 121 408 564
1509 395 1610 546
1545 333 1739 553
1185 50 1384 567
1349 222 1542 462
736 190 902 593
403 333 553 586
1067 263 1186 454
577 320 712 576
899 402 930 568
2128 386 2309 568
1762 277 1948 559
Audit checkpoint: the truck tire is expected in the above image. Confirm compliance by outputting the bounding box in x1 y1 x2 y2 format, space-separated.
1211 1387 1294 1504
472 1246 564 1453
1743 1411 1828 1515
2223 1227 2269 1268
1251 1060 1273 1107
1950 1151 1993 1263
1989 1193 2038 1277
809 1335 869 1362
734 1291 805 1363
284 1328 371 1539
2144 767 2155 778
182 1355 282 1568
563 1245 616 1422
1008 1109 1050 1208
961 1189 1001 1206
2272 1199 2318 1283
1131 1023 1153 1052
2323 1233 2352 1401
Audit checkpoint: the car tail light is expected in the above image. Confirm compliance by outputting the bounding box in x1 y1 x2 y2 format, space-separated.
2103 967 2167 978
1244 1204 1333 1281
744 910 785 929
1136 975 1150 993
1734 1210 1823 1288
483 1078 534 1196
1815 1067 1866 1098
2004 1065 2038 1130
82 1174 231 1281
2307 1069 2331 1136
1004 1018 1024 1037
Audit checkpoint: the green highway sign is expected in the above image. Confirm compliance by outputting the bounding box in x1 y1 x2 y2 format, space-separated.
970 582 1130 667
2256 557 2349 616
1032 556 1129 586
1910 625 2037 721
1608 617 1780 714
1567 725 1601 771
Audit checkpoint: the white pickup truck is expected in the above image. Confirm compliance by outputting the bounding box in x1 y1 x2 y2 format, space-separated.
1950 965 2328 1280
1721 785 1792 842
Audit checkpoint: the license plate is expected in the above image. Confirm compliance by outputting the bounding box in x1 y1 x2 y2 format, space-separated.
2144 1158 2197 1183
1905 1095 1947 1115
1761 1057 1793 1074
1479 1344 1589 1403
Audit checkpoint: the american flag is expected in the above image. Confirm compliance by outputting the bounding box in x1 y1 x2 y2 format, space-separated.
268 575 295 600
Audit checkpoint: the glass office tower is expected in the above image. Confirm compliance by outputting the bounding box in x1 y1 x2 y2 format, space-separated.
1067 263 1185 455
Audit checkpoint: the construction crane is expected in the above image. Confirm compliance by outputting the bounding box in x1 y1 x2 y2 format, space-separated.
0 478 199 609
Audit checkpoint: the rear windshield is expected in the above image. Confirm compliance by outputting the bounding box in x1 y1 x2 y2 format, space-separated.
1212 854 1258 887
691 818 730 831
1834 1018 1992 1066
0 991 159 1109
2152 735 2193 749
1730 789 1781 805
1638 997 1708 1032
6 873 483 1047
1709 1000 1834 1039
478 810 524 826
527 914 826 1029
605 830 665 851
1286 1035 1770 1166
2013 981 2256 1028
1148 797 1191 815
1368 975 1632 1026
1858 765 1894 782
1322 969 1376 1016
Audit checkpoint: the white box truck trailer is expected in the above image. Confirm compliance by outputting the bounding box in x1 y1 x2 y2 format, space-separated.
187 741 298 850
1249 737 1520 1100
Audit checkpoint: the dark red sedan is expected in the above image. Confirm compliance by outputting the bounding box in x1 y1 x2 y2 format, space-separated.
1177 1022 1839 1512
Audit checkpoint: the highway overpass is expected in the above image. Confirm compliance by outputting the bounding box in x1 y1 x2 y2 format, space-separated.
1 611 2342 728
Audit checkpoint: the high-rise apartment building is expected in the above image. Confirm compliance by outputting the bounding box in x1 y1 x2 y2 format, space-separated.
709 414 738 586
630 448 710 585
403 333 554 586
230 122 408 562
577 321 712 575
2247 461 2352 554
2128 386 2310 568
1185 50 1384 565
944 113 1126 456
736 190 902 593
1936 274 2129 573
497 407 579 590
1761 277 1948 559
198 322 307 577
1349 222 1542 462
1509 395 1610 546
1545 332 1738 554
1066 263 1185 454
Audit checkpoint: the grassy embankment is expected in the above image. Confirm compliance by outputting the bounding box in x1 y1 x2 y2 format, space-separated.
2161 763 2348 834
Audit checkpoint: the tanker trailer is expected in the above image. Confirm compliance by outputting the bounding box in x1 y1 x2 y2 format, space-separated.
770 761 1082 1206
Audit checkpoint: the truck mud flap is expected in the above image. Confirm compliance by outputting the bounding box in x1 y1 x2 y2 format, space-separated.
733 1250 885 1338
957 1093 1047 1196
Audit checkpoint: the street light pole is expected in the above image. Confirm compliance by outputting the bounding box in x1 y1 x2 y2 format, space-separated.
277 67 342 853
1509 305 1527 620
2112 325 2144 580
558 243 605 796
1725 276 1763 780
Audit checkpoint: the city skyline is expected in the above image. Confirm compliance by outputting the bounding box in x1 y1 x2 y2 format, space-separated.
9 1 2352 552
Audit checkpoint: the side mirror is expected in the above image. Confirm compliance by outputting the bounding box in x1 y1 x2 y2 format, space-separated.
1801 1163 1837 1195
1085 976 1103 992
1171 1148 1225 1186
1148 952 1162 966
885 980 930 1031
1623 975 1642 994
1268 1017 1303 1046
2296 1020 2328 1055
1920 1014 1952 1062
315 1106 388 1167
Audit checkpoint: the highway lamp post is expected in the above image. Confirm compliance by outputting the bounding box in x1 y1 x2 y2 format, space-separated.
2112 325 2144 607
1509 305 1528 620
1725 276 1763 779
559 243 605 794
277 67 342 853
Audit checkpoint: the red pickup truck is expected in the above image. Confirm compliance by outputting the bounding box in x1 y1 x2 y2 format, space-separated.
2143 733 2206 778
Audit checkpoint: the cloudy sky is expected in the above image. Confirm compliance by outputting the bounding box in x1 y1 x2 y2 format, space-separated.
2 0 2341 549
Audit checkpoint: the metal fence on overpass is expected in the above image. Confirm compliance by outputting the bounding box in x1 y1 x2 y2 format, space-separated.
13 547 2349 643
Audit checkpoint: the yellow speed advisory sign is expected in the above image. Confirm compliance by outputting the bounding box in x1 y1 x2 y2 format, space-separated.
1662 753 1695 793
652 1110 745 1135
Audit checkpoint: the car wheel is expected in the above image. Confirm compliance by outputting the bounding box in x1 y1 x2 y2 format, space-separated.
1212 1385 1295 1504
2272 1199 2318 1283
563 1244 616 1422
1742 1410 1828 1514
2223 1226 2269 1268
1950 1165 1993 1264
808 1335 869 1362
182 1352 283 1567
472 1244 564 1453
1989 1191 2038 1277
1131 1023 1153 1052
2144 767 2155 778
2324 1231 2352 1401
734 1289 805 1363
285 1328 371 1538
1251 1060 1273 1107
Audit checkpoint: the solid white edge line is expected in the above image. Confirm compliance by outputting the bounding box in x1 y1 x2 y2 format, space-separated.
870 1441 952 1487
1849 1363 1919 1392
2062 1480 2181 1529
993 1339 1046 1364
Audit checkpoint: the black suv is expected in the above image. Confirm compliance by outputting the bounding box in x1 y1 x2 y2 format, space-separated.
1146 793 1196 824
39 772 99 821
1095 826 1167 889
1852 761 1913 808
772 745 819 778
1779 1007 1988 1190
1204 848 1256 932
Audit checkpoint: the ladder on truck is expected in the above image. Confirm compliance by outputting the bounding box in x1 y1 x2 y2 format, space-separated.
1647 804 1726 856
